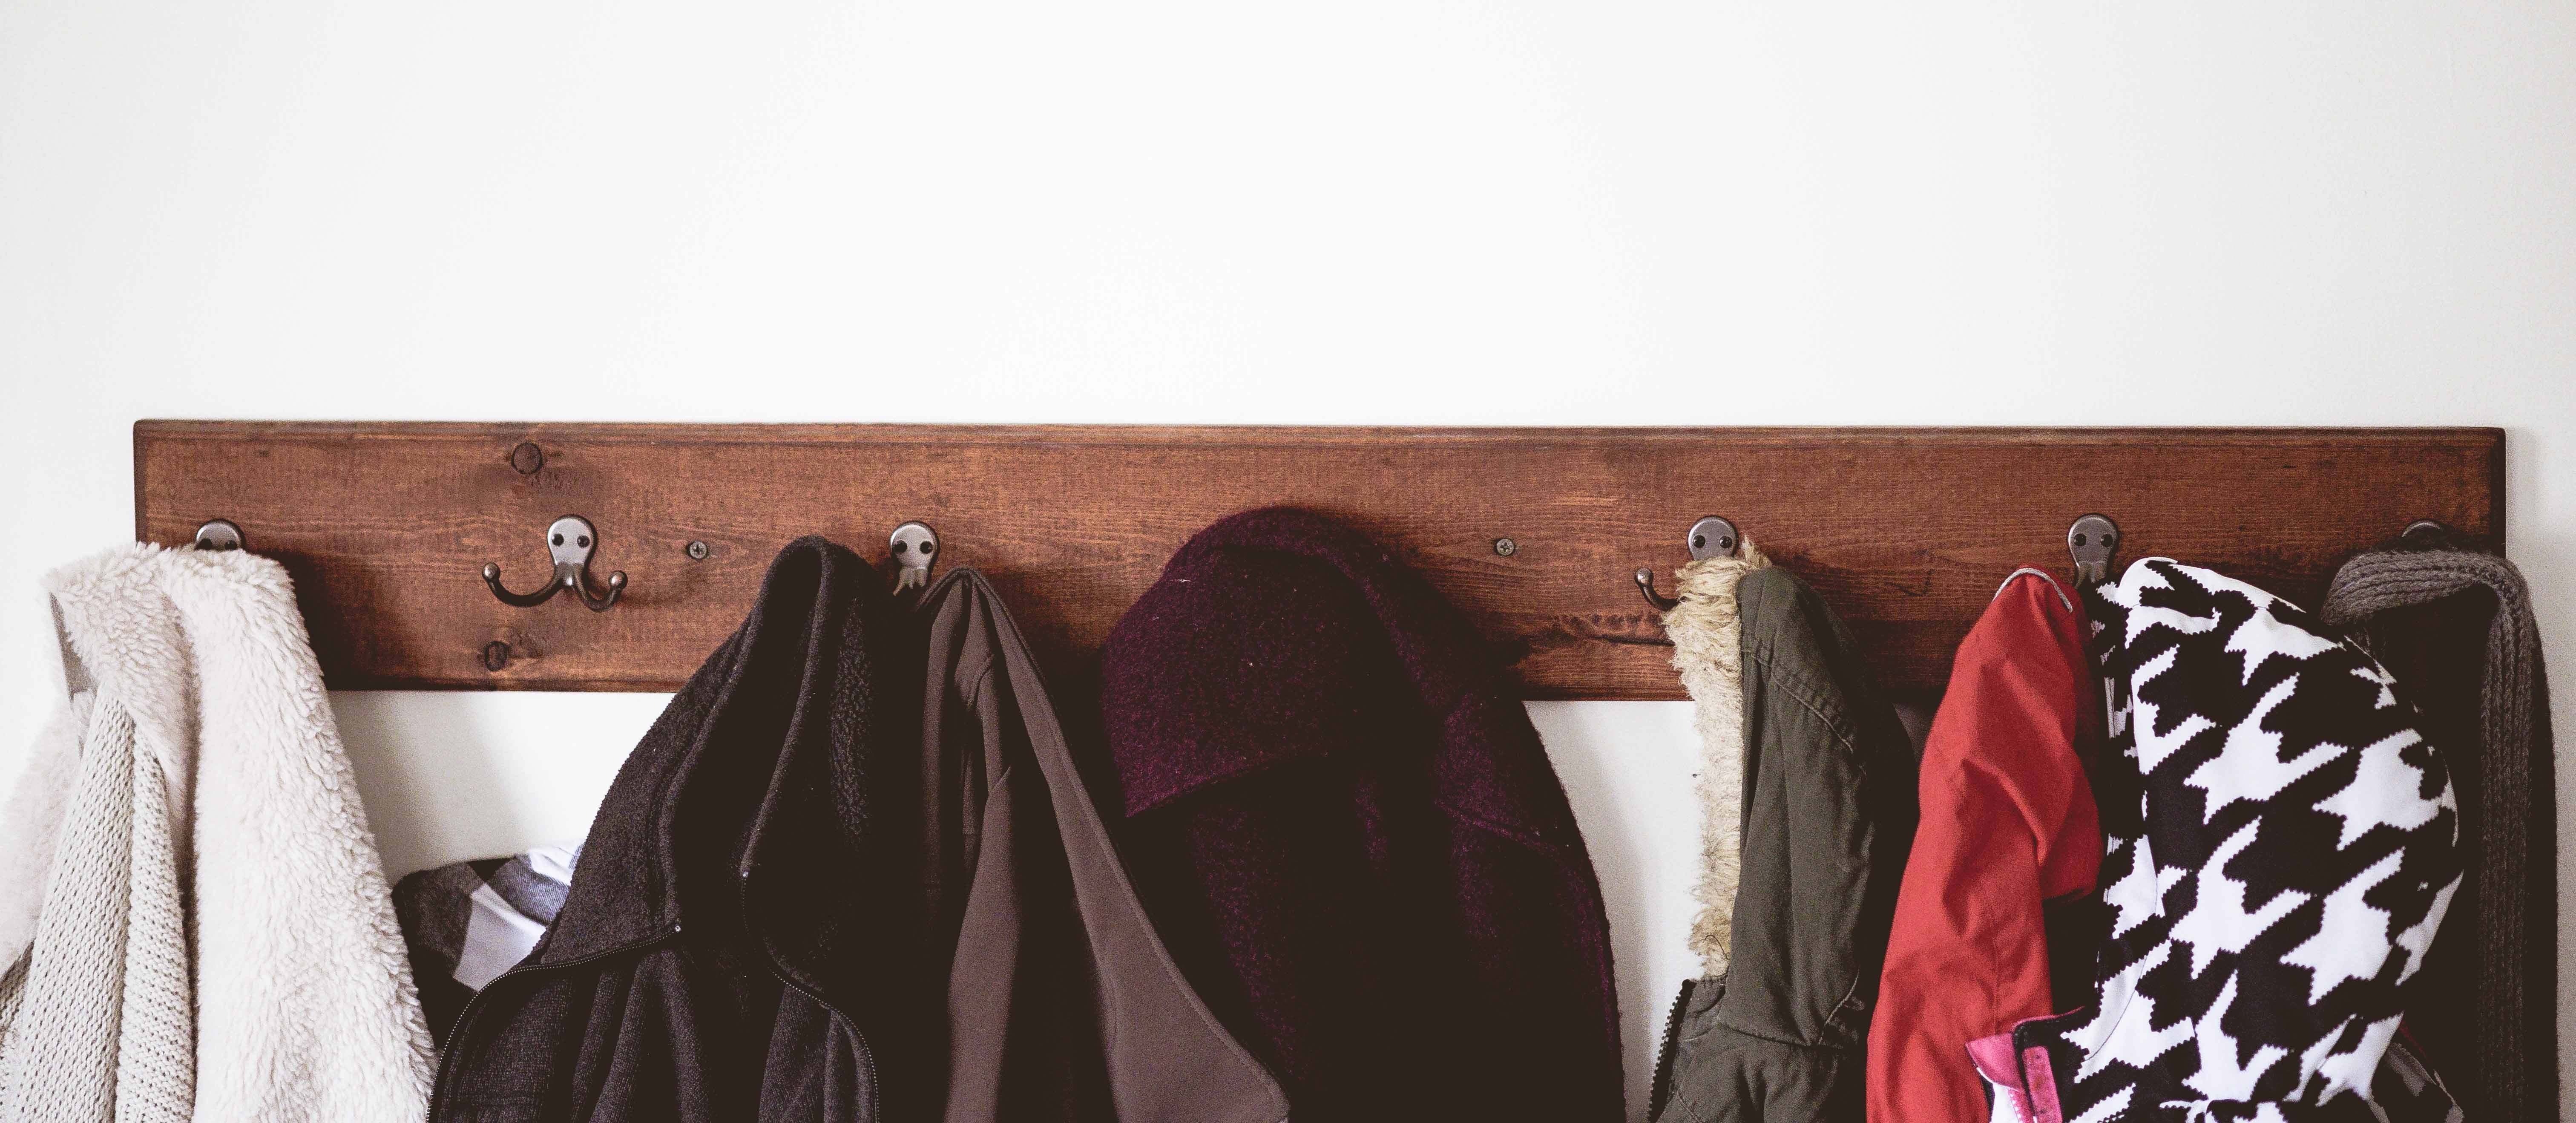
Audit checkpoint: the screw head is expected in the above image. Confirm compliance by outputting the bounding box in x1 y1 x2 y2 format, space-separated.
510 442 544 475
686 540 709 560
1492 537 1518 557
481 640 512 672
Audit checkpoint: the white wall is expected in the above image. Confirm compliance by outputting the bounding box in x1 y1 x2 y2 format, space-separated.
4 2 2570 1117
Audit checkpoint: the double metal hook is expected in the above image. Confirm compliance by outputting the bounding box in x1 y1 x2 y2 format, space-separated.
1636 515 1740 611
483 515 627 612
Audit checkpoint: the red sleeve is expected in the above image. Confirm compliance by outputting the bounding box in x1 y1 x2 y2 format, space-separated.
1866 574 2102 1123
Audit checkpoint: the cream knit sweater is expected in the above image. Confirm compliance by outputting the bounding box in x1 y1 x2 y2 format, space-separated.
0 544 432 1122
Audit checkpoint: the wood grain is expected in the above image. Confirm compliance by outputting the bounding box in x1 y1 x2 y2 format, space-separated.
132 423 2504 698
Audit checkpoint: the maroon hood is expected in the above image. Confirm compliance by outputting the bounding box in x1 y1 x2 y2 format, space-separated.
1099 507 1623 1123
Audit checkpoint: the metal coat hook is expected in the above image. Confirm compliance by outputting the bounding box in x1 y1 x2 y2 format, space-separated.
2068 513 2120 586
2403 518 2452 543
890 521 940 593
194 519 244 552
1637 515 1738 611
483 515 626 612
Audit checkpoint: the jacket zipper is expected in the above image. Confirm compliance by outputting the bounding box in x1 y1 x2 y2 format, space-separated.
420 919 882 1123
424 927 681 1123
1645 978 1696 1120
742 866 882 1123
761 954 882 1121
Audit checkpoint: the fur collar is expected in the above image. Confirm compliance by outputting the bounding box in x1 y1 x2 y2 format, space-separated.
1660 539 1770 978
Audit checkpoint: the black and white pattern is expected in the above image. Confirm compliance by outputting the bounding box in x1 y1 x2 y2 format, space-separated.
2041 559 2461 1122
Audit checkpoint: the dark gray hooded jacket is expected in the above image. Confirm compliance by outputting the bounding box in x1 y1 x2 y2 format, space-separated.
426 544 1282 1123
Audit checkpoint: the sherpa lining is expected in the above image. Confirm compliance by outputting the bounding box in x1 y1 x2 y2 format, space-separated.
1661 539 1770 978
0 543 432 1121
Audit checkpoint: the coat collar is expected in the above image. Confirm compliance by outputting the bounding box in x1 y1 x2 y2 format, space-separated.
1100 507 1588 856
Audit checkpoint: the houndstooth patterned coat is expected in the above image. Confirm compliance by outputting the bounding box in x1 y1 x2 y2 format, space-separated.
1972 559 2461 1123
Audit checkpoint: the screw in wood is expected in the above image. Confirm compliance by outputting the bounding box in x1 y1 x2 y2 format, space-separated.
481 640 512 672
510 442 545 475
686 540 709 560
1492 537 1517 556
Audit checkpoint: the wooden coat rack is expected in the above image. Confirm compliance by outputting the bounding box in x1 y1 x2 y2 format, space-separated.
132 422 2502 697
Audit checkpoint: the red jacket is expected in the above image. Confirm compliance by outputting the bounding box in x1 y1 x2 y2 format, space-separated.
1866 569 2103 1123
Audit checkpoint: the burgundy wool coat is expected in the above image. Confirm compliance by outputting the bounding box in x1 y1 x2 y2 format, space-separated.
1098 507 1625 1123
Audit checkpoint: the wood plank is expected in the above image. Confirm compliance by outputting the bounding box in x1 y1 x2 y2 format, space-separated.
132 423 2504 698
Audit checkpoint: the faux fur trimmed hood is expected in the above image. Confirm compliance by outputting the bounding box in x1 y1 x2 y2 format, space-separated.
0 544 434 1122
1660 538 1771 977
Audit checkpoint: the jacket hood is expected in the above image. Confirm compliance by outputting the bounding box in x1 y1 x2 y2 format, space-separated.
1867 566 2103 1123
16 544 367 954
1098 506 1623 1121
1101 506 1586 855
40 544 202 841
536 536 892 976
2003 557 2461 1120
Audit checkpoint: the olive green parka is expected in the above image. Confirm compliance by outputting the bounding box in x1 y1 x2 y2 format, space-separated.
1647 560 1919 1123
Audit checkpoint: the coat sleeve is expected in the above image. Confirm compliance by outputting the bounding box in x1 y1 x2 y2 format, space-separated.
0 697 198 1123
4 549 203 1121
0 702 86 973
1866 576 2101 1123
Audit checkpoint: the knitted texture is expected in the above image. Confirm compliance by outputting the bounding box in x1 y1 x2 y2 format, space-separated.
2322 541 2547 1120
3 703 179 1123
1659 539 1771 978
0 544 432 1123
0 548 197 1123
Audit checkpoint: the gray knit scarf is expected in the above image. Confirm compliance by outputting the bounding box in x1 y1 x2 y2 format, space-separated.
2321 537 2548 1120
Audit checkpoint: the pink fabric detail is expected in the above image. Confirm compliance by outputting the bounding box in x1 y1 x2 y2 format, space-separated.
1965 1032 2021 1085
1964 1033 2064 1123
2019 1046 2062 1123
